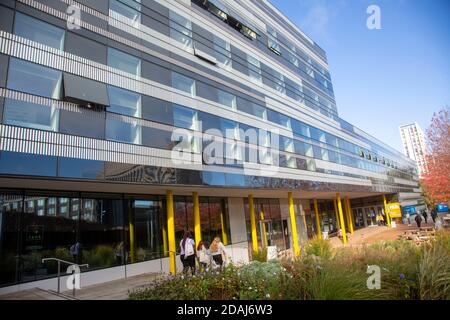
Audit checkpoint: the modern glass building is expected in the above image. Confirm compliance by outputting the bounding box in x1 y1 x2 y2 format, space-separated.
0 0 421 293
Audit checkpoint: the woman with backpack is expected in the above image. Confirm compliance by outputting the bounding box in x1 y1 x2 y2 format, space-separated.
179 231 196 275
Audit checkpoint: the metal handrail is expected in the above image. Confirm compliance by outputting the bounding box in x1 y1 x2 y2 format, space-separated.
41 258 89 295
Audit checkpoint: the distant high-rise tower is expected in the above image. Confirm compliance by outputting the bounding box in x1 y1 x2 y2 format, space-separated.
399 123 428 176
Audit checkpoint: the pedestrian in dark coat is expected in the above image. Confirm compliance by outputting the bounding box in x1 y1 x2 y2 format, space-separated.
415 214 422 228
422 210 428 224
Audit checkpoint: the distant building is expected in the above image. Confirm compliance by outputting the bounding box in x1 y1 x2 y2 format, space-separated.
399 123 428 176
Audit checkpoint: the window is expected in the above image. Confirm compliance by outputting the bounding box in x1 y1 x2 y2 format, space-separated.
310 127 326 143
237 99 266 119
281 137 294 153
241 25 257 40
267 26 281 55
169 11 193 51
106 86 141 144
271 69 286 94
217 90 236 109
208 0 228 21
0 152 57 176
268 109 291 128
220 119 242 161
4 99 59 132
247 55 262 83
173 105 199 153
173 104 197 130
292 120 310 137
213 36 232 68
107 86 141 117
289 52 299 67
110 0 141 28
14 13 65 50
172 72 196 97
106 114 141 144
7 58 62 99
108 48 141 76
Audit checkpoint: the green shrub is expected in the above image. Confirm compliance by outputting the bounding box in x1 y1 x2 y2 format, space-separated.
418 240 450 300
251 248 267 262
83 245 116 268
302 238 333 260
129 235 450 300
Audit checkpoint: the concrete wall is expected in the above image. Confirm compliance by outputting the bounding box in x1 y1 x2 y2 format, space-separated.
227 197 250 265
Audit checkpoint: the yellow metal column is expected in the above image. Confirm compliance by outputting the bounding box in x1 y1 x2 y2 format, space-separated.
313 199 322 239
220 199 229 246
337 193 347 244
345 197 354 234
288 192 300 257
166 190 176 275
383 195 392 227
128 202 136 263
333 198 340 229
193 192 201 246
248 195 258 254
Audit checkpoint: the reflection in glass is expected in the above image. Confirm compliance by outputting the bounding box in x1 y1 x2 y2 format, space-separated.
4 99 59 132
14 12 65 50
7 58 62 99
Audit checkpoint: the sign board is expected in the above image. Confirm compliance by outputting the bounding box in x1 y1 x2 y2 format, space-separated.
388 202 402 218
436 203 449 214
402 205 417 214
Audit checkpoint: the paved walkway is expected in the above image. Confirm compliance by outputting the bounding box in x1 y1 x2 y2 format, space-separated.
329 222 436 248
0 273 163 300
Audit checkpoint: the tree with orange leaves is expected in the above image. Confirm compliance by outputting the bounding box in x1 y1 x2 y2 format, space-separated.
421 106 450 204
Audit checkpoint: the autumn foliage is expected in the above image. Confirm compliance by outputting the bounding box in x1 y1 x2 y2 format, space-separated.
421 107 450 203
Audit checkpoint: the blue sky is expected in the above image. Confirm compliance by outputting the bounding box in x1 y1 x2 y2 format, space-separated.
270 0 450 152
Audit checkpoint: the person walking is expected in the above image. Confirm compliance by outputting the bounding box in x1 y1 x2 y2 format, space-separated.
405 212 411 226
422 210 428 224
209 237 227 271
70 241 82 264
414 213 422 228
197 240 209 273
180 231 196 275
431 208 438 223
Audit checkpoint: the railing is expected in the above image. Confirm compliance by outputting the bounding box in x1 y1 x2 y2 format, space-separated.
41 258 89 296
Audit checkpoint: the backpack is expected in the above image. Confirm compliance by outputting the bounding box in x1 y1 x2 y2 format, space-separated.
184 239 195 257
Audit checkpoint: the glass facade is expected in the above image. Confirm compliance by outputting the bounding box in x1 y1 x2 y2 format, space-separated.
0 190 231 287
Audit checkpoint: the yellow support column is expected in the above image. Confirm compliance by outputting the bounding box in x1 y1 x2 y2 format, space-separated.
333 198 340 230
345 197 354 234
337 193 347 244
220 199 229 246
383 195 392 227
193 192 201 246
288 192 300 257
166 190 176 275
248 195 258 254
128 202 136 263
313 199 322 239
